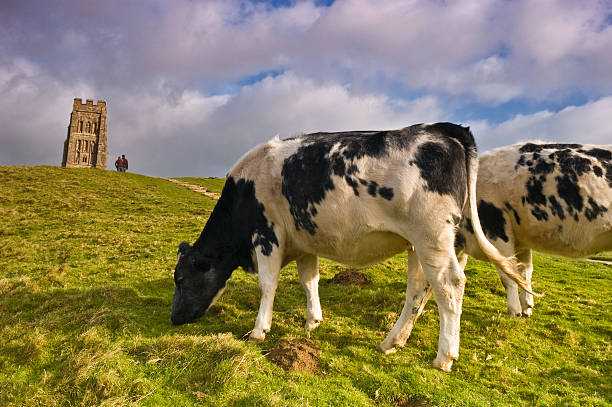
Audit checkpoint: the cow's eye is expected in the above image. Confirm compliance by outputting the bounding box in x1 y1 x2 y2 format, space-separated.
175 275 184 284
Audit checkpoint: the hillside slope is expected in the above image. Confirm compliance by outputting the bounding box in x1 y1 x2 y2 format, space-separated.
0 166 610 406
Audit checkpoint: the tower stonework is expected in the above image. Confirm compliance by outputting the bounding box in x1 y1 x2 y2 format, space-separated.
62 98 108 169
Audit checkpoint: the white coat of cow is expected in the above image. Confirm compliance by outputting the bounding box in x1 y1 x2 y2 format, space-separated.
455 142 612 316
170 123 528 372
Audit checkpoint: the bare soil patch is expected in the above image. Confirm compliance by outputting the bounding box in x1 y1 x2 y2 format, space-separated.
265 339 320 373
164 178 221 199
327 269 372 286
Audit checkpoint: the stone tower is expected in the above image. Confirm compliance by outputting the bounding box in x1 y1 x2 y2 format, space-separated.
62 98 108 169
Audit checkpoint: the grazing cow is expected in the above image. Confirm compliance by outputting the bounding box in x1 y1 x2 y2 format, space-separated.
170 123 527 372
455 142 612 317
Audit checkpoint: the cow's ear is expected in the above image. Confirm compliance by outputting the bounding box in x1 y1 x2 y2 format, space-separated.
178 241 190 254
192 252 212 272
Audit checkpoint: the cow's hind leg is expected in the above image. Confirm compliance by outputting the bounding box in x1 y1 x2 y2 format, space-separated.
516 249 534 317
496 267 522 317
417 243 466 372
378 247 432 354
297 254 323 333
492 243 522 317
249 249 283 342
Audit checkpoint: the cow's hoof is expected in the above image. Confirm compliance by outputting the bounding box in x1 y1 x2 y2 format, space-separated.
522 308 533 318
304 318 322 332
433 357 454 372
376 343 399 355
248 329 267 342
507 309 522 318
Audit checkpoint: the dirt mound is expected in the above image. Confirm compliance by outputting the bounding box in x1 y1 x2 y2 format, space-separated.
327 269 372 286
265 339 320 373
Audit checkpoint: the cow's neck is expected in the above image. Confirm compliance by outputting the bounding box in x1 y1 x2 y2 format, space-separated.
192 179 254 273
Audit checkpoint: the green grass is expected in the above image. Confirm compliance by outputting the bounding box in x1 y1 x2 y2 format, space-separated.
1 166 610 406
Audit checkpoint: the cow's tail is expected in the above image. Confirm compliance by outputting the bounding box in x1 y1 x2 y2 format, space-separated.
462 128 543 298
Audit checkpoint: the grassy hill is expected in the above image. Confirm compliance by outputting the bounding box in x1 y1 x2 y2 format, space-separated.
0 166 610 406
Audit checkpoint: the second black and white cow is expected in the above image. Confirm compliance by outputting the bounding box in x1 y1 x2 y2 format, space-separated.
170 123 527 372
456 142 612 317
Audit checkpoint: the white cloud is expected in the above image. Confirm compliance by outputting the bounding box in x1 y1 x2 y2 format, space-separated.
0 60 95 166
128 72 447 176
470 97 612 151
3 0 611 102
0 68 446 176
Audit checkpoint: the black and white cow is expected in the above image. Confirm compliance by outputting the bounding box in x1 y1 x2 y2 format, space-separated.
171 123 527 372
456 142 612 317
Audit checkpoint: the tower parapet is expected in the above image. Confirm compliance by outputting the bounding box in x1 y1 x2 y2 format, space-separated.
61 97 108 169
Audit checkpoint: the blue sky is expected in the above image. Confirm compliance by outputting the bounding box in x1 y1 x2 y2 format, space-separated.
1 0 611 176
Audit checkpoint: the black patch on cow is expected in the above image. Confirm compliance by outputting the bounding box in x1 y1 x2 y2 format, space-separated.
411 141 467 206
515 155 526 171
548 195 565 220
531 206 549 221
504 202 521 225
346 176 360 196
412 123 476 206
367 181 378 197
464 217 474 234
478 200 509 242
454 232 466 249
582 148 612 161
556 174 583 218
550 149 592 179
525 176 547 206
519 143 583 153
423 123 477 158
581 148 612 188
584 197 608 221
531 159 555 175
194 177 279 272
281 129 410 234
605 162 612 188
378 187 394 200
282 140 337 234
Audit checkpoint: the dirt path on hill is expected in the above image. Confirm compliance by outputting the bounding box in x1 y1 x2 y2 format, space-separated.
585 258 612 266
164 178 221 199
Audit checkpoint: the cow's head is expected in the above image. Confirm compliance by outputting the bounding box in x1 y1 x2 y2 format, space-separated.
171 241 228 325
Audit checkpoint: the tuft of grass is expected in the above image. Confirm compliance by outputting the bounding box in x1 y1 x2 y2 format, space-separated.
1 165 610 406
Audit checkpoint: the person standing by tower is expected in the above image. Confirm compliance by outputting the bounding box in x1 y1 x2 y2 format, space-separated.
121 155 128 172
114 156 122 171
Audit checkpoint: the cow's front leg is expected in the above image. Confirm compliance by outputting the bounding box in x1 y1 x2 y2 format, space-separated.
297 254 322 333
378 247 432 354
249 249 282 342
516 249 534 317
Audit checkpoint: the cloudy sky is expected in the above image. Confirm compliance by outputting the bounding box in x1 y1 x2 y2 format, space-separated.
1 0 611 177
